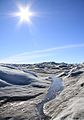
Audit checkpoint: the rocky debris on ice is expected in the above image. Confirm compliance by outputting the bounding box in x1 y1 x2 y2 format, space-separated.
0 62 84 120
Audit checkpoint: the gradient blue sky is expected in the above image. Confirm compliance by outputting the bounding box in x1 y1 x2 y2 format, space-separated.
0 0 84 63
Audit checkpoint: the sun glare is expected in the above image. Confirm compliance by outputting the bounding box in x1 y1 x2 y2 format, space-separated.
17 6 33 23
12 4 37 25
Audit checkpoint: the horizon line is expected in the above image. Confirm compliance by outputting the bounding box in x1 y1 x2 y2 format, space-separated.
0 43 84 63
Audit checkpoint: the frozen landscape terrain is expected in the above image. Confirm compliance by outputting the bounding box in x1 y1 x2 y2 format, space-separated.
0 62 84 120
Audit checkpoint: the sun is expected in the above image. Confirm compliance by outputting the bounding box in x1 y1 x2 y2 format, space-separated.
11 4 37 25
16 6 33 23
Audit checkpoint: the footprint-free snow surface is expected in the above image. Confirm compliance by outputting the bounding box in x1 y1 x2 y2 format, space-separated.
0 62 84 120
0 65 38 86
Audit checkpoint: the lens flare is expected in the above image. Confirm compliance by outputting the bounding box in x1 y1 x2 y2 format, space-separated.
11 4 37 25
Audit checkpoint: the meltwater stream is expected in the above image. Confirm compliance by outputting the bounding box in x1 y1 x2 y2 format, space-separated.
37 77 64 120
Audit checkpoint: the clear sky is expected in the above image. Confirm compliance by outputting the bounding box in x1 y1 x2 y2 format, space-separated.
0 0 84 64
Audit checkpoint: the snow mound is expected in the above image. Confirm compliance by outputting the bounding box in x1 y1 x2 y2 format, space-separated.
0 66 38 86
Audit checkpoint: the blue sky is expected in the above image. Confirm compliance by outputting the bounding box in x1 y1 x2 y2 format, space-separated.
0 0 84 63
